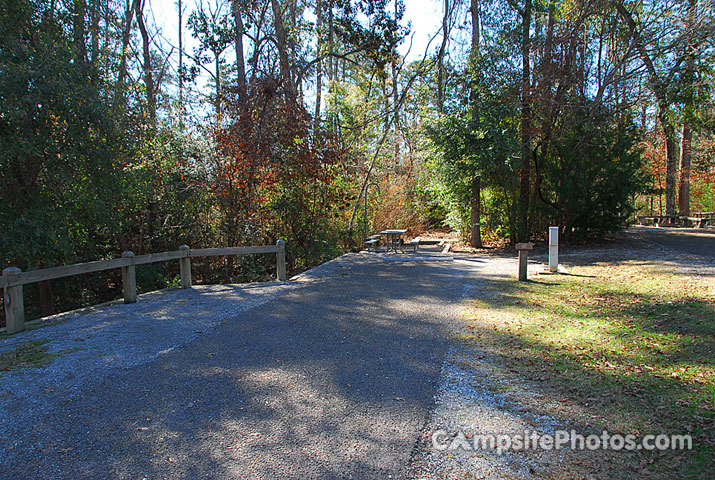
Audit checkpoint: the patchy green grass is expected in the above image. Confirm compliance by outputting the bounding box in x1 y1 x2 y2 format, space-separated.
463 260 714 479
0 339 65 373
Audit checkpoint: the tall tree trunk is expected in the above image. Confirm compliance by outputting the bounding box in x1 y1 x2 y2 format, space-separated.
271 0 295 97
616 1 678 215
383 80 391 148
116 0 135 103
90 0 100 64
178 0 184 128
327 1 334 84
437 0 450 113
289 0 297 66
518 0 532 242
232 0 247 102
542 0 555 94
314 0 323 128
679 123 692 215
469 0 480 106
660 113 679 215
529 0 555 231
678 0 697 216
470 0 482 248
72 0 87 64
471 176 482 248
392 0 400 164
471 0 480 51
134 0 156 128
249 1 269 84
596 16 604 90
214 48 222 118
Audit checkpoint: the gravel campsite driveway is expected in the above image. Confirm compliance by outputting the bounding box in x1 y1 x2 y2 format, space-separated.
3 228 713 479
0 251 516 479
625 225 715 260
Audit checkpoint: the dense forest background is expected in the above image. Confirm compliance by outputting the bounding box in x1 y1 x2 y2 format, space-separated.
1 0 715 321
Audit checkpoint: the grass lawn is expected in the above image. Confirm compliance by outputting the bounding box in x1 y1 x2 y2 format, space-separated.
461 256 714 479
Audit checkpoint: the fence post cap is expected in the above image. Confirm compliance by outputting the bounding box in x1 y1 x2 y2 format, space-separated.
179 245 190 250
276 239 285 245
2 266 22 275
121 251 135 257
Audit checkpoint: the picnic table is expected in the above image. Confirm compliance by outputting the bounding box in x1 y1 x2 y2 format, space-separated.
636 215 709 228
380 229 407 253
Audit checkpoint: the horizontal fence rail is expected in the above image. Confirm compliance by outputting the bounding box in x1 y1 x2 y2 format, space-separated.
1 241 287 335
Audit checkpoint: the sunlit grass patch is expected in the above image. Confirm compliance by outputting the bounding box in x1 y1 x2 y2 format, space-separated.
462 260 714 478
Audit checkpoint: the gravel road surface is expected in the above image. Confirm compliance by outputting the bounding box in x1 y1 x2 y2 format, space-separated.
1 251 510 479
624 225 715 260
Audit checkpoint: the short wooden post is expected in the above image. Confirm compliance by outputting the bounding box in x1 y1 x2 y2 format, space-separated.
121 251 137 304
3 267 25 334
515 243 533 281
179 245 192 288
276 239 286 281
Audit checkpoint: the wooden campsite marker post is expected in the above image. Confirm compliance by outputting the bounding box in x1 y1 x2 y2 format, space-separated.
515 243 533 281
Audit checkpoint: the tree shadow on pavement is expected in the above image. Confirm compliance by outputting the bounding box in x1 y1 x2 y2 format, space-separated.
1 256 476 479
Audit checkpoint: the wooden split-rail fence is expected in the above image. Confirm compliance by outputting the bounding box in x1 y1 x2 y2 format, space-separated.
1 241 287 335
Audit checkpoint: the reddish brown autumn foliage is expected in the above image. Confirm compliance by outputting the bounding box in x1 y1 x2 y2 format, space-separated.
206 77 351 264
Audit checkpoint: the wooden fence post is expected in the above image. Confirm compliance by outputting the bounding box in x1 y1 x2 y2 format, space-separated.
179 245 192 288
121 251 137 303
2 267 25 334
276 240 286 281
